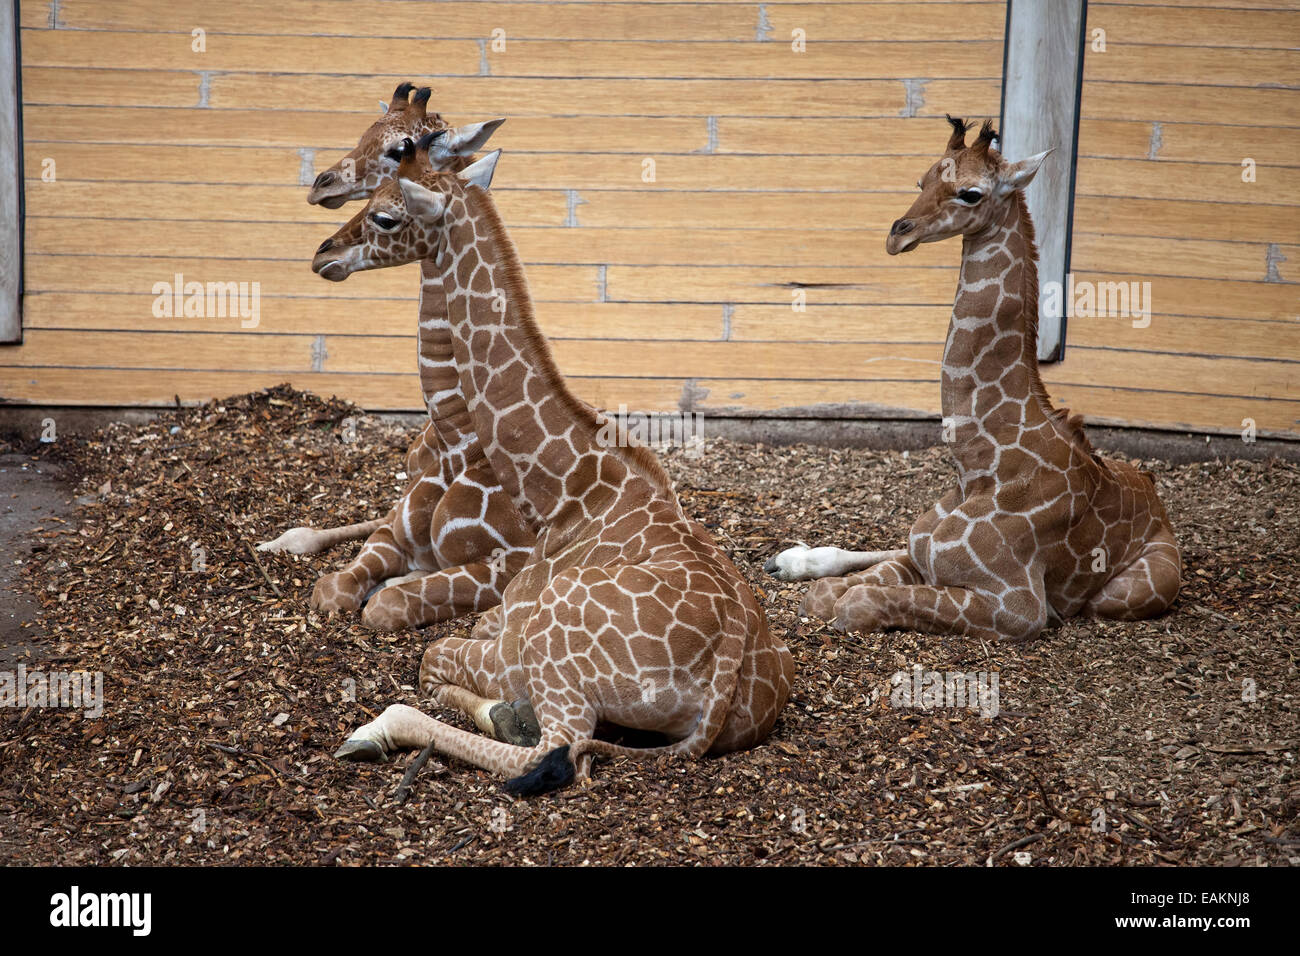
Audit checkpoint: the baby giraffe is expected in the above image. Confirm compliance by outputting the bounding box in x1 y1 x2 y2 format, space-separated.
314 136 793 792
768 117 1181 642
259 83 533 631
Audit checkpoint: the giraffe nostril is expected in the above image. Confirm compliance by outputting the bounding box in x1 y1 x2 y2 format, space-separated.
316 238 334 254
313 171 337 190
891 218 915 236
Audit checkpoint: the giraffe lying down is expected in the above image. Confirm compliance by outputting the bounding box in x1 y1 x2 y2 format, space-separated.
312 136 793 793
257 83 536 633
767 117 1181 643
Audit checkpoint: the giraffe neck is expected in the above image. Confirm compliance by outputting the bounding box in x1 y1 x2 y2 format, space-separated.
942 191 1051 476
438 187 671 531
416 259 476 450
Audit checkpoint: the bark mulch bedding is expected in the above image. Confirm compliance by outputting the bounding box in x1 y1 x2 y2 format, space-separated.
2 385 1296 866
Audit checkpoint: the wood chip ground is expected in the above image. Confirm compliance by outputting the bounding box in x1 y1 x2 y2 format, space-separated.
2 386 1296 866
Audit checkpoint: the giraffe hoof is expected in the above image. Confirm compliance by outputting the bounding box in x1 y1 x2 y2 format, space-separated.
490 699 541 747
334 738 388 762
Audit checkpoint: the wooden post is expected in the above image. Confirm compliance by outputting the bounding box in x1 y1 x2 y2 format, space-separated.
0 1 20 344
1000 0 1087 362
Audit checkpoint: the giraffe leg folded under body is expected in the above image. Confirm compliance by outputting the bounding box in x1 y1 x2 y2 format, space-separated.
831 580 1047 643
801 556 925 620
256 517 386 555
1085 534 1181 621
360 559 507 630
311 523 408 614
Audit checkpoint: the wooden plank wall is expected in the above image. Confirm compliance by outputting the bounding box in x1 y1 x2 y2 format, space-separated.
3 0 1296 438
1050 0 1299 437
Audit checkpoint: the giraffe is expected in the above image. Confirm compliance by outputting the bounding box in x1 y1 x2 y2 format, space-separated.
257 83 533 631
312 136 794 792
766 117 1181 643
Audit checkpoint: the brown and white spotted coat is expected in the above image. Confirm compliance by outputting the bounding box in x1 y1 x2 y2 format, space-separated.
768 117 1181 643
313 139 794 791
258 84 533 631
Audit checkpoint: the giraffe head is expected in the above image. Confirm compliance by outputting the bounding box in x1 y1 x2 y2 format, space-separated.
886 115 1052 255
312 133 501 281
307 81 504 209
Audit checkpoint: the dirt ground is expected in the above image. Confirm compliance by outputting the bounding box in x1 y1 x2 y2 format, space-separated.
1 386 1296 866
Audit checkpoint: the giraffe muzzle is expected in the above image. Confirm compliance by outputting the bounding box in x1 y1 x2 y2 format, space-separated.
307 171 355 210
312 249 351 282
886 218 921 256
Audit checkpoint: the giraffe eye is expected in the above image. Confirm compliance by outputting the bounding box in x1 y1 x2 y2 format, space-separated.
956 189 983 204
383 147 403 162
370 212 399 230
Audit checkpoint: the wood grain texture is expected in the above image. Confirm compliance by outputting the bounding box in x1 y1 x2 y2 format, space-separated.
8 0 1297 438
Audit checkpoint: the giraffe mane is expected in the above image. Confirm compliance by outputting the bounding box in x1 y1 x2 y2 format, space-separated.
467 188 676 496
1014 190 1097 457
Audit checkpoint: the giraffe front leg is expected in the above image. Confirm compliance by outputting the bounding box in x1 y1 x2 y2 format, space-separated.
801 556 924 620
257 517 386 555
1086 533 1181 620
360 558 508 631
832 580 1047 643
311 524 408 615
765 546 908 582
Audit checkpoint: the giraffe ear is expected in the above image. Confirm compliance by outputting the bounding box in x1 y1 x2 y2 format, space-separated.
398 177 447 221
997 148 1053 196
432 119 506 160
458 149 501 190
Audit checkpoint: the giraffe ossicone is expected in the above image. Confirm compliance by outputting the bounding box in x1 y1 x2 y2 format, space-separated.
769 115 1181 643
314 135 794 792
257 83 535 632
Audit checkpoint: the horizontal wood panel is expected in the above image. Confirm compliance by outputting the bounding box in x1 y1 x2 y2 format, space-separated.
1078 120 1300 168
23 293 729 340
1069 234 1296 283
26 181 924 232
1082 44 1297 87
31 292 1293 365
1080 83 1298 127
24 181 572 227
1083 5 1300 48
25 218 965 269
8 331 1295 400
21 143 965 191
210 75 1000 118
24 33 1003 79
4 366 1296 436
38 1 1007 42
24 254 600 300
31 216 1291 282
20 70 977 117
1072 197 1300 245
1074 159 1300 203
24 107 713 153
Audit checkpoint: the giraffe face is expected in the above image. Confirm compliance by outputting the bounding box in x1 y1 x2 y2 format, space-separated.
886 116 1050 255
306 82 505 210
312 139 502 282
308 83 445 209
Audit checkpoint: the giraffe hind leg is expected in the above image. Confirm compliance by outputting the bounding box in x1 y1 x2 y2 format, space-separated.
801 556 924 620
